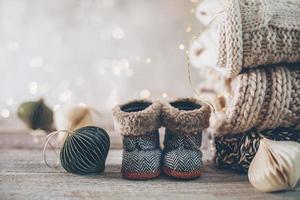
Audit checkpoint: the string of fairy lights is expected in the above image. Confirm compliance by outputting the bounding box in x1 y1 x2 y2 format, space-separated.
0 0 201 120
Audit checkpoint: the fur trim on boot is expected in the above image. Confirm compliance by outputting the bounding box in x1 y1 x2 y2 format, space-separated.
161 98 211 135
113 99 161 136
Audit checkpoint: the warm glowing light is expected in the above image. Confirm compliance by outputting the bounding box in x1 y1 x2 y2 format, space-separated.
29 56 44 68
145 58 151 63
6 41 19 52
112 27 124 40
224 93 230 98
179 44 185 50
53 104 61 111
28 82 38 95
112 59 130 75
78 103 87 107
140 89 151 99
135 56 141 61
1 109 10 118
6 98 14 106
120 58 130 68
98 67 106 75
186 25 192 33
59 90 72 102
125 68 134 77
39 84 49 94
112 66 122 76
74 77 85 86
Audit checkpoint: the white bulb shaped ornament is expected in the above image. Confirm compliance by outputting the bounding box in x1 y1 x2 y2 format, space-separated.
248 138 300 192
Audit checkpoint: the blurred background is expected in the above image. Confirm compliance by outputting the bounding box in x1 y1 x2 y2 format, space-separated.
0 0 207 132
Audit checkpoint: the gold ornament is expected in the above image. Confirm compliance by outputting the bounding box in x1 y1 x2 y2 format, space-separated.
248 138 300 192
54 105 102 142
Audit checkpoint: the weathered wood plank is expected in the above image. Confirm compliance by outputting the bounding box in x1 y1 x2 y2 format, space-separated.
1 168 299 200
0 149 122 174
1 131 300 200
1 149 300 200
3 172 297 200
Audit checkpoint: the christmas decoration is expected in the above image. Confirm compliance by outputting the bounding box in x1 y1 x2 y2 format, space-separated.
54 105 95 131
17 99 53 131
54 104 103 142
248 138 300 192
60 126 110 174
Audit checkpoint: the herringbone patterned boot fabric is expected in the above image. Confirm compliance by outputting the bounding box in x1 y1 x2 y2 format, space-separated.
161 98 211 179
122 131 162 179
217 0 300 78
211 64 300 135
112 100 162 180
163 130 203 179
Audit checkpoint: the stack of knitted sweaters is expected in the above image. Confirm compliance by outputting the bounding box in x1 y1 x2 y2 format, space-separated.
191 0 300 172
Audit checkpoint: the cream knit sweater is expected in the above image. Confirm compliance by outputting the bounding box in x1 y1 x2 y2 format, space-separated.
217 0 300 78
191 0 300 135
210 65 300 135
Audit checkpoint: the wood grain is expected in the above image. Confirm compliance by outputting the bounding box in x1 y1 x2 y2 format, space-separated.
0 132 299 200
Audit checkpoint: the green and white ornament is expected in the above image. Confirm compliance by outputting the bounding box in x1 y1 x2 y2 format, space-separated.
59 126 110 174
18 99 53 131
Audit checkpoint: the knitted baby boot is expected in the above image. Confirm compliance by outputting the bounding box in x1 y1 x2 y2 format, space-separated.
161 98 210 179
113 100 162 180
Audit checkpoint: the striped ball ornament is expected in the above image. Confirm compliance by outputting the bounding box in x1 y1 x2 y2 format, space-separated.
60 126 110 174
18 99 53 131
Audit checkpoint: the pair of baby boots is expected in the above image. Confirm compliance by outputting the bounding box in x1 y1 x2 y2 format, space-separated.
113 98 210 180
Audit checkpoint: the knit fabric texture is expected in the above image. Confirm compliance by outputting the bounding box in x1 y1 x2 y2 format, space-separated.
212 64 300 135
218 0 300 77
211 127 300 173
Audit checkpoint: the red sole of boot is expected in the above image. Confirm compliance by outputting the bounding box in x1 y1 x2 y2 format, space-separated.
122 169 161 180
163 167 202 180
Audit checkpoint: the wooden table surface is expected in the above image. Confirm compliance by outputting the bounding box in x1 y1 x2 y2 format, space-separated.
0 131 299 200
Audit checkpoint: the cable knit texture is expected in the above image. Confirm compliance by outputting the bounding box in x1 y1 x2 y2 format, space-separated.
212 64 300 135
218 0 300 78
211 127 300 173
112 100 161 136
161 98 211 135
